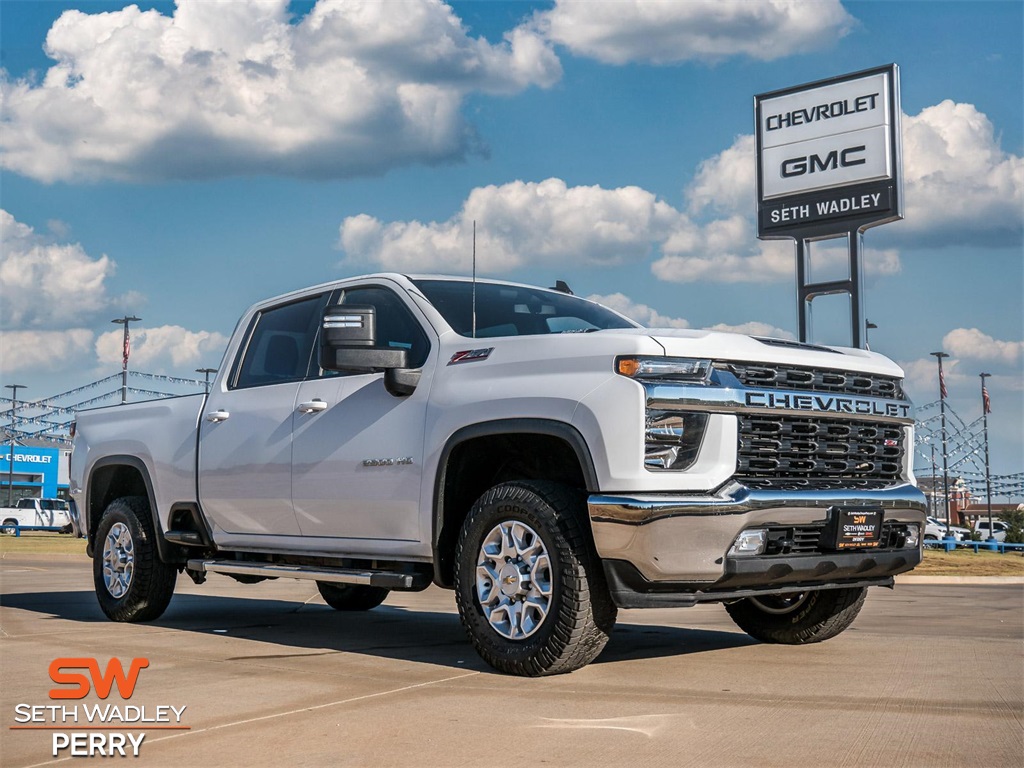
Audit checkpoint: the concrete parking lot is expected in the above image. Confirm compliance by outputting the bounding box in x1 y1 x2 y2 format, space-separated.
1 553 1021 768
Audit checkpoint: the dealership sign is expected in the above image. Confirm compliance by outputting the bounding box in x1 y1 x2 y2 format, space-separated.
755 65 903 238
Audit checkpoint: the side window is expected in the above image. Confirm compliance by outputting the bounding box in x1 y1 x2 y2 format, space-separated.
234 295 327 389
339 287 431 369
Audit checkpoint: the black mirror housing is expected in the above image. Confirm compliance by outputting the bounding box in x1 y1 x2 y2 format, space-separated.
320 304 410 373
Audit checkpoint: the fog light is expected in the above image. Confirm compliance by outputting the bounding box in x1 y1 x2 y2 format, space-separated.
644 411 708 471
728 529 767 557
903 525 920 548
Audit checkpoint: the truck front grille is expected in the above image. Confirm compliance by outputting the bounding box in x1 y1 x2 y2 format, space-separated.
736 414 904 490
723 362 903 399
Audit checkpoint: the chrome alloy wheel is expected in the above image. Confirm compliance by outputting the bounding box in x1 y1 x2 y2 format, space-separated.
750 592 809 615
475 521 552 640
102 522 135 598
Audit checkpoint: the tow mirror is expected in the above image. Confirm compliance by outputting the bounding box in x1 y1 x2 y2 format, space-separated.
319 305 408 372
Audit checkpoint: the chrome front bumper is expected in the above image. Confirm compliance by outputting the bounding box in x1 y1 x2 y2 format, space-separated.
588 482 927 607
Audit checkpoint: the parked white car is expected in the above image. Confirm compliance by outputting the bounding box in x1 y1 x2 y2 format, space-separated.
973 520 1009 542
924 516 971 541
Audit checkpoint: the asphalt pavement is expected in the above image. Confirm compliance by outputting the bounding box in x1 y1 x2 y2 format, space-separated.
1 553 1021 768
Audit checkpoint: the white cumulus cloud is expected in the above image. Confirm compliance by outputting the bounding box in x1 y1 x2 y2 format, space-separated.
0 209 115 328
899 101 1023 246
95 325 229 370
340 178 685 272
0 329 95 374
339 175 902 285
0 0 560 183
533 0 855 65
943 328 1023 366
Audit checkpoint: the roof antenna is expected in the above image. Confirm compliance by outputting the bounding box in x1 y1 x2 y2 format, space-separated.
472 220 477 339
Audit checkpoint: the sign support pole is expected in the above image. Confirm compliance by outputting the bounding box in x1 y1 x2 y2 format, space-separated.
795 229 866 348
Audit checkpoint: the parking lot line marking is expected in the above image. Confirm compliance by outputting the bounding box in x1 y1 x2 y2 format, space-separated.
150 670 481 742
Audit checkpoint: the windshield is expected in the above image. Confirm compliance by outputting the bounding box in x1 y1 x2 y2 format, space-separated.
413 279 638 338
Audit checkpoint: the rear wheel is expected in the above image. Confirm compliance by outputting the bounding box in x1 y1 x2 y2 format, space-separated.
724 587 867 644
2 518 18 535
93 496 176 622
316 581 389 611
454 481 616 676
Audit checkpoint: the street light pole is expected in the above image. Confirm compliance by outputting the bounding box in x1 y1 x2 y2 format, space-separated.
865 320 877 351
931 351 952 538
5 384 25 506
112 316 141 404
980 372 994 541
929 443 937 517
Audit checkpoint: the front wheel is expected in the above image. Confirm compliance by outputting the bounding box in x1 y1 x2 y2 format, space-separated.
724 587 867 644
454 481 616 676
93 496 176 622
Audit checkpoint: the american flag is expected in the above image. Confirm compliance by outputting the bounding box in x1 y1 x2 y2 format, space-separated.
982 384 991 414
939 367 947 400
123 328 130 368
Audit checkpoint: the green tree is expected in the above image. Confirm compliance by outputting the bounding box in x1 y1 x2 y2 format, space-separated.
1002 509 1024 545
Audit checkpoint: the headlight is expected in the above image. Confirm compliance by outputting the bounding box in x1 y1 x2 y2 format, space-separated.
644 411 708 471
616 356 711 383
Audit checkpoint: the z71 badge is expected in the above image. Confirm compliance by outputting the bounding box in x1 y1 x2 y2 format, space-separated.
448 348 493 365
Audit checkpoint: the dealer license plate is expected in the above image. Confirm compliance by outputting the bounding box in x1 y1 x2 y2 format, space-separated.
826 507 884 550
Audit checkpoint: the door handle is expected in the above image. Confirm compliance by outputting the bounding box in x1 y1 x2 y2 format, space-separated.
206 411 230 423
297 399 328 414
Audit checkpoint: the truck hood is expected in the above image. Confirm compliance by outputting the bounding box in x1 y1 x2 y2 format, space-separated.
602 328 905 378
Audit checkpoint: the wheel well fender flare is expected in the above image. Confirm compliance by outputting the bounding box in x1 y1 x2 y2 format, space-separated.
85 456 171 561
430 418 599 585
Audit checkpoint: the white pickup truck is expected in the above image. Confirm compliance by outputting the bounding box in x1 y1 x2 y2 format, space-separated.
71 274 926 675
1 497 73 533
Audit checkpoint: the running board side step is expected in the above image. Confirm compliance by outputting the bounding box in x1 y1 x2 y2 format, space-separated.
186 559 423 590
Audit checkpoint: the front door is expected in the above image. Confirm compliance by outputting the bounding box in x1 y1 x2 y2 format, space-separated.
291 284 434 544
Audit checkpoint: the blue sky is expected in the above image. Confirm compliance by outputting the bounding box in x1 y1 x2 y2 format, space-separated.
1 1 1021 485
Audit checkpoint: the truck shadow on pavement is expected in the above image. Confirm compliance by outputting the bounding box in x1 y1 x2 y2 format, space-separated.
2 589 757 673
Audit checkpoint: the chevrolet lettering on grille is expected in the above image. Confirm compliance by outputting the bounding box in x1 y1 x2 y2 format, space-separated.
744 391 912 419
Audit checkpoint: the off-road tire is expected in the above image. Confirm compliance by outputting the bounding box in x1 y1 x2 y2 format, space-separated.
454 481 617 676
724 587 867 644
93 496 176 622
316 581 389 611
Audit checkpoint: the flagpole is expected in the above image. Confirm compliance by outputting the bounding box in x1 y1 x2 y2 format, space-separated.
930 351 951 537
980 372 994 541
112 315 141 405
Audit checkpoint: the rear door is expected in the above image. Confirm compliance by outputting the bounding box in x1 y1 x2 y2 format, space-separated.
198 292 330 537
